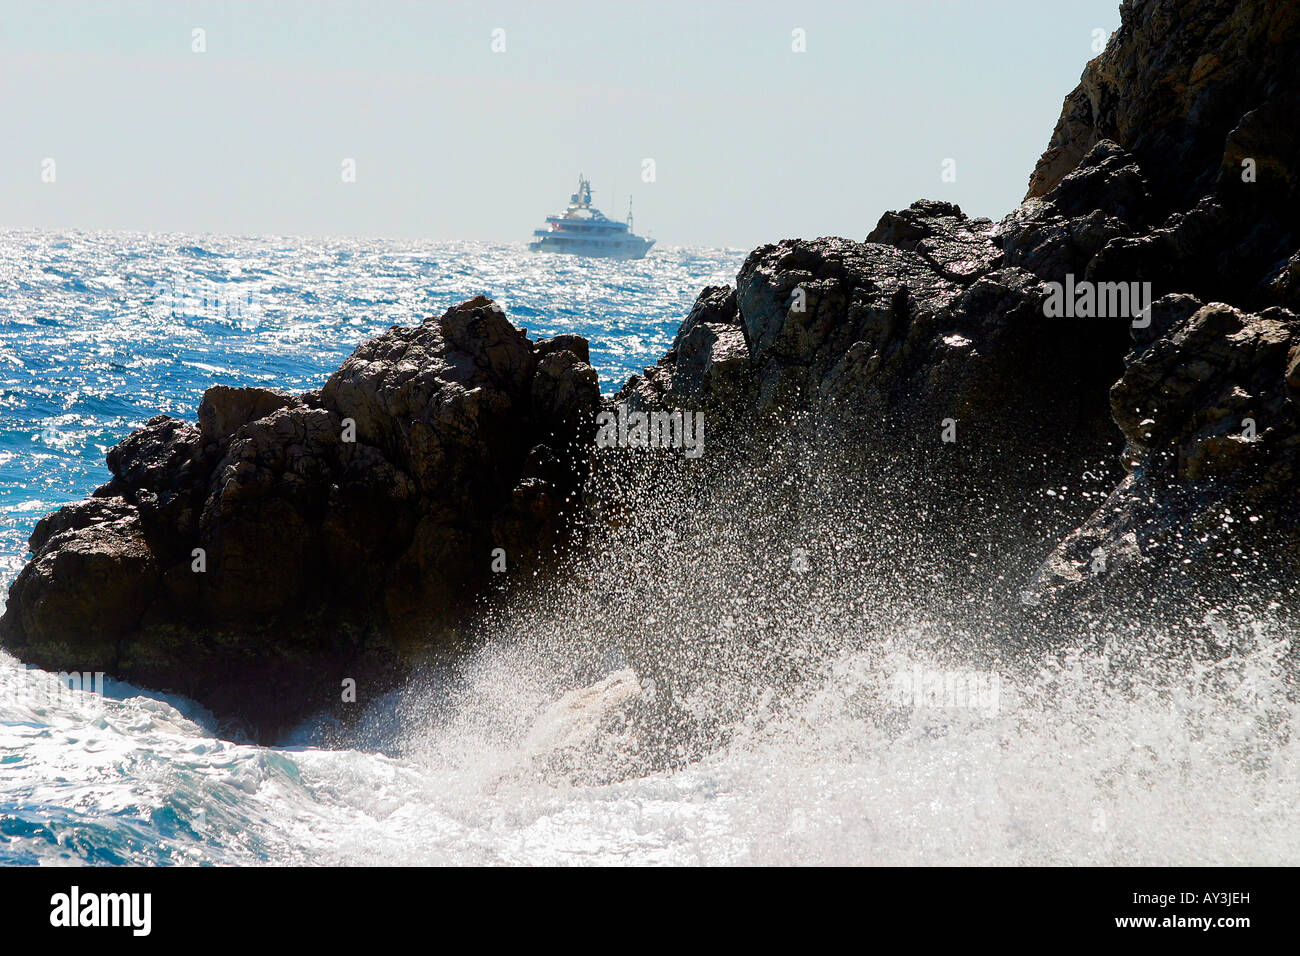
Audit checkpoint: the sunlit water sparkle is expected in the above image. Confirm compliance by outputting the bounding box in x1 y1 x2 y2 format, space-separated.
1 230 1296 866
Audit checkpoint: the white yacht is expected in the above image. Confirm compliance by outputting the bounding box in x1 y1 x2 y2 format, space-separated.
529 176 654 259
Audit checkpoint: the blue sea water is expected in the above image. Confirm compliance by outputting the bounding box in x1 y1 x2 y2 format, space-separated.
2 230 1298 866
0 231 748 864
0 231 741 582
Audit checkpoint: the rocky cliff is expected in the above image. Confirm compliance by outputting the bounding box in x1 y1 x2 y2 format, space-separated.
4 0 1299 733
0 298 599 737
1017 0 1300 609
623 0 1300 616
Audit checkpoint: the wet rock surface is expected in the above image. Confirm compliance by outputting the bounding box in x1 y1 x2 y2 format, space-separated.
0 297 599 737
1025 298 1300 610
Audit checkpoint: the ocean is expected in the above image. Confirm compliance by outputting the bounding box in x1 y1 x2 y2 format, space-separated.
1 231 1297 865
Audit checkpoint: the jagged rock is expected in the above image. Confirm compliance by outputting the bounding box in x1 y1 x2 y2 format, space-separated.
0 297 600 738
866 198 1004 284
198 386 301 445
617 285 750 413
1000 140 1150 283
621 204 1127 506
1007 0 1300 611
1024 0 1300 311
4 499 160 671
1026 0 1300 210
1026 298 1300 609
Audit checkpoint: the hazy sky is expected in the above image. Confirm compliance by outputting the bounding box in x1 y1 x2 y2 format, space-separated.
1 1 1121 248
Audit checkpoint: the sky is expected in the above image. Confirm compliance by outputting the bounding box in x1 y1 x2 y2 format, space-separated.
0 0 1123 249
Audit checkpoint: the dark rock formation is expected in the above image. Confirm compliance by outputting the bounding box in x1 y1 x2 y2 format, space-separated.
1025 0 1300 313
1025 297 1300 611
623 200 1127 461
0 297 599 738
1007 0 1300 609
1026 0 1300 208
621 285 750 414
1001 140 1153 284
617 199 1129 577
6 0 1300 741
618 0 1300 617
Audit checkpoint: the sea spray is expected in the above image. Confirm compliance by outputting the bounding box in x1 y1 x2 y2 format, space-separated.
2 234 1298 866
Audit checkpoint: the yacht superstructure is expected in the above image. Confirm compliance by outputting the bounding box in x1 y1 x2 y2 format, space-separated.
529 176 654 259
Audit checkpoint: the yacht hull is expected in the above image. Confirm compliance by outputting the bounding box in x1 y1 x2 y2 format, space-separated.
528 238 655 260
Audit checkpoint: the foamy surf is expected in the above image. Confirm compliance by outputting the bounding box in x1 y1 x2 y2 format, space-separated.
4 596 1294 867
